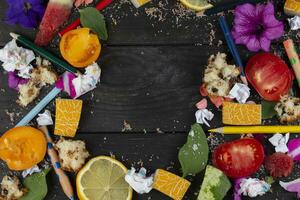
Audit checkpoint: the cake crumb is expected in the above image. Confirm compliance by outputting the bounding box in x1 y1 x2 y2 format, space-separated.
0 175 27 200
4 110 15 123
55 137 90 172
122 120 132 132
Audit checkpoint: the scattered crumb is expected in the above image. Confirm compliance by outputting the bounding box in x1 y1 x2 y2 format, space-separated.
109 152 116 159
156 128 164 133
217 40 223 47
166 161 175 170
122 120 133 132
145 7 165 21
4 110 15 123
137 159 144 166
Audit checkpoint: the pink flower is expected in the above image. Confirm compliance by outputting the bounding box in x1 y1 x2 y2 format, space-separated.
74 0 93 8
231 2 284 52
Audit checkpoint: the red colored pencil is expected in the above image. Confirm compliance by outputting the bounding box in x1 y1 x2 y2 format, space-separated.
59 0 113 36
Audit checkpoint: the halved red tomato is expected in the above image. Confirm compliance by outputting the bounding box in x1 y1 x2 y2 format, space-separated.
212 138 264 178
246 53 294 101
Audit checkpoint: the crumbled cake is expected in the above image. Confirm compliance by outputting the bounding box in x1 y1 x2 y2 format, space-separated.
203 53 240 97
54 137 90 172
17 65 58 107
30 66 57 86
0 176 27 200
17 81 40 107
275 95 300 123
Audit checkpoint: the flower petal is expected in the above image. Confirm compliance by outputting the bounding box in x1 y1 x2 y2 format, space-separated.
263 13 284 28
288 138 300 161
8 72 29 91
280 179 300 198
262 24 284 40
196 99 208 110
262 2 275 16
209 96 224 108
31 4 46 18
255 4 265 17
5 0 45 28
234 3 258 25
232 24 256 35
28 0 44 5
20 13 37 28
246 36 261 52
74 0 84 7
259 36 271 52
199 84 208 96
233 33 251 45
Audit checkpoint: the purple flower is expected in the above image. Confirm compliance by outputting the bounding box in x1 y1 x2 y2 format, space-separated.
5 0 45 28
234 178 244 200
231 2 284 52
8 72 29 91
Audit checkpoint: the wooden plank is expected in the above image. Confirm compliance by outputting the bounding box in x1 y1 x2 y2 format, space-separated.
0 133 297 200
0 45 234 133
0 0 288 46
0 0 233 46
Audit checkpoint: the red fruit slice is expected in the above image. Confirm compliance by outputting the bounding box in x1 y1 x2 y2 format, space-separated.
35 0 74 46
212 138 264 178
246 53 294 101
265 152 293 178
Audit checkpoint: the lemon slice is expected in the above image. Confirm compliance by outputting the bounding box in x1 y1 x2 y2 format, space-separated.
76 156 133 200
180 0 213 11
130 0 150 8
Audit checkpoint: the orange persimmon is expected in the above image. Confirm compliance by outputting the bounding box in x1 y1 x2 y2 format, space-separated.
60 28 101 68
0 126 47 171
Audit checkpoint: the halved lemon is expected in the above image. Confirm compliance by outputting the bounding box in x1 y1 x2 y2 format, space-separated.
76 156 133 200
180 0 213 11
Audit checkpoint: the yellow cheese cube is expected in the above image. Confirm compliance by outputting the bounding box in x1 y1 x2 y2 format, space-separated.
54 99 83 137
130 0 150 8
222 102 261 125
153 169 191 200
284 0 300 16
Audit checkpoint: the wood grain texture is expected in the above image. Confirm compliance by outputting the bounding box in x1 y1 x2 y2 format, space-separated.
0 0 286 46
1 45 234 133
0 0 299 200
0 133 298 200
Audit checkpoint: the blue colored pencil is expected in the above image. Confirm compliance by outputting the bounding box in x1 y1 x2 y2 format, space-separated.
15 87 62 127
218 16 248 85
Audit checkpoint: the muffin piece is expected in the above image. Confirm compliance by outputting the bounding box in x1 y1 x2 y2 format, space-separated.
17 81 40 107
17 65 58 107
203 53 240 97
275 95 300 123
30 65 57 86
0 176 27 200
54 137 90 172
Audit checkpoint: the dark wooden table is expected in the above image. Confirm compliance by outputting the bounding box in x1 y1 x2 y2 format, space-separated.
0 0 299 199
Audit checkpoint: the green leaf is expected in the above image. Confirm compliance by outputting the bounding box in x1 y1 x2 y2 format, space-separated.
178 123 209 177
20 168 51 200
79 7 108 40
265 176 275 185
261 101 277 119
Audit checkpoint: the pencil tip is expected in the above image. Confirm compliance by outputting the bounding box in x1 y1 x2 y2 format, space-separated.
209 127 222 133
240 76 248 85
9 32 19 39
69 196 74 200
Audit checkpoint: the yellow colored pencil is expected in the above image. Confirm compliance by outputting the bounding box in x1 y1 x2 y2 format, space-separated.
209 126 300 134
